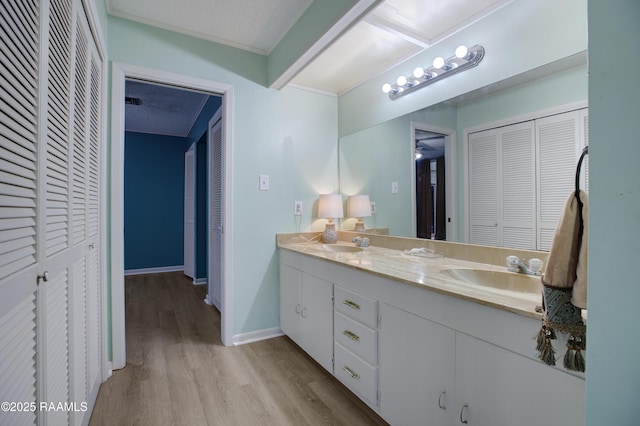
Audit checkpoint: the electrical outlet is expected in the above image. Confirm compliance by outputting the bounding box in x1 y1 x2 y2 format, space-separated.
370 201 376 214
294 201 303 216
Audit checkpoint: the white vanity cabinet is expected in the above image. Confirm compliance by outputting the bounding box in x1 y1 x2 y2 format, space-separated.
379 303 456 425
279 263 334 373
278 248 584 426
454 332 585 426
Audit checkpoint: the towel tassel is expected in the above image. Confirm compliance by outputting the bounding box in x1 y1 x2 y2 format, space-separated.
536 326 556 366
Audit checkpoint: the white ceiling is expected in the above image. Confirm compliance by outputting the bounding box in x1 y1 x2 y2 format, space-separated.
106 0 511 95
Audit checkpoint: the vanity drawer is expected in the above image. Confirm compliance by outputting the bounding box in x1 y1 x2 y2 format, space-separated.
334 342 378 407
334 311 377 365
334 286 378 328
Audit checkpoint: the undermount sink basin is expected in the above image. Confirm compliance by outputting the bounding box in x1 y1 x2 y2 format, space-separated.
321 244 364 253
444 268 541 294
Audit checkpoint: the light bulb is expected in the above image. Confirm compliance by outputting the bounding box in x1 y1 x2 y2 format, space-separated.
382 83 392 93
432 56 446 69
396 75 407 86
455 45 469 59
413 67 425 79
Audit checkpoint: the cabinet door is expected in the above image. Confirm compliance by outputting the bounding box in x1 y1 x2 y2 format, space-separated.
380 304 455 426
301 273 334 372
279 264 302 346
454 333 584 426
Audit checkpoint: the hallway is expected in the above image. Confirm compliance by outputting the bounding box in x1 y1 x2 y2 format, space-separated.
90 272 386 425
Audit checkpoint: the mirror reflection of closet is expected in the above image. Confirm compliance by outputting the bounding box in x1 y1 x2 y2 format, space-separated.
415 130 447 240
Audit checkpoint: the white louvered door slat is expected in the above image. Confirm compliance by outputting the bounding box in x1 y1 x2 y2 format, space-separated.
0 1 40 423
39 0 73 425
209 112 223 309
536 111 581 251
84 22 103 413
469 129 499 246
184 146 195 279
71 21 88 246
501 122 536 249
579 110 589 193
43 270 70 426
0 294 38 426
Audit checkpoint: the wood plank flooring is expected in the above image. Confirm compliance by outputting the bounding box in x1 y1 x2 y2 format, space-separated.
90 272 387 426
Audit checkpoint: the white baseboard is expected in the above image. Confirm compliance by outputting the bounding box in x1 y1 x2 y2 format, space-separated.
124 265 184 276
193 277 207 285
232 327 284 346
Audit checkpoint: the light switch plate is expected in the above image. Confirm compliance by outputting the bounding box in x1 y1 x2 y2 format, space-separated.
259 175 270 191
391 181 399 194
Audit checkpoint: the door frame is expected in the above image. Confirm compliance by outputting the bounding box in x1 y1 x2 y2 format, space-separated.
110 62 235 370
410 122 457 241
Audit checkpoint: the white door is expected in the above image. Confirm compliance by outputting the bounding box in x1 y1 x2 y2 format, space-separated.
208 109 223 309
184 145 195 279
0 1 104 425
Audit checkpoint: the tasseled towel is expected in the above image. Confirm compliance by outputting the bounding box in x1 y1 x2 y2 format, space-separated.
535 190 587 372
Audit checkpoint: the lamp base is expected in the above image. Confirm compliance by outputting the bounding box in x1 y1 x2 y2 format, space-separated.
322 223 338 243
354 221 366 233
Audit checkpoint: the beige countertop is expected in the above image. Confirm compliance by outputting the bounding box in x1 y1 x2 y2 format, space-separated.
277 233 545 320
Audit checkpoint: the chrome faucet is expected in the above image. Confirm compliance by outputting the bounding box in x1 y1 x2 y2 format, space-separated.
352 236 370 248
506 256 543 275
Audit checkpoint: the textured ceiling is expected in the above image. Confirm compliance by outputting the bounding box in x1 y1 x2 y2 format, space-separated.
107 0 314 54
107 0 511 95
125 80 211 137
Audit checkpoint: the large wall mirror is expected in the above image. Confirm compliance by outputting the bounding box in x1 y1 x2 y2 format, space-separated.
338 53 588 250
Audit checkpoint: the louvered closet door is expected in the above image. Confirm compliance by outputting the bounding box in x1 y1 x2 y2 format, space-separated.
184 146 195 279
66 7 104 423
536 110 583 251
469 129 499 246
209 114 223 309
0 0 41 424
501 122 536 249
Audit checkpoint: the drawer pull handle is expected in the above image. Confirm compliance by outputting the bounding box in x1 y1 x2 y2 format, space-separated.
460 403 469 424
342 330 360 341
438 391 446 410
342 365 360 379
343 299 361 310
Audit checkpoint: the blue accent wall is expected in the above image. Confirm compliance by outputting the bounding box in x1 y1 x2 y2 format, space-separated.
124 132 189 270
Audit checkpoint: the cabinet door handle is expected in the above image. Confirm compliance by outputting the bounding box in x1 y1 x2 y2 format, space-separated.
301 307 307 318
342 330 360 341
460 403 469 424
295 304 301 314
438 391 446 410
343 299 360 310
342 365 359 379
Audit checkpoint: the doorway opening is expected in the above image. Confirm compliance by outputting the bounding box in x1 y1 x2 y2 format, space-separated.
111 63 234 370
415 130 447 239
410 122 457 241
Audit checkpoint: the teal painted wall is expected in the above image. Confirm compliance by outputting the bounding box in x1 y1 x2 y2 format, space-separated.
107 16 339 335
586 1 640 424
339 103 457 236
124 132 189 270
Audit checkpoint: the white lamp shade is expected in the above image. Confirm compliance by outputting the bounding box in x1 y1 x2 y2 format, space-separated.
348 195 372 218
317 194 343 219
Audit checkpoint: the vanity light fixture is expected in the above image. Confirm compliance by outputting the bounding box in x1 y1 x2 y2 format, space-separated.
348 195 372 233
382 45 485 100
317 194 344 243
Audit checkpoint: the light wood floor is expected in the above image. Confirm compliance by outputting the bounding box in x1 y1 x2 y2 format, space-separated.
90 272 387 426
